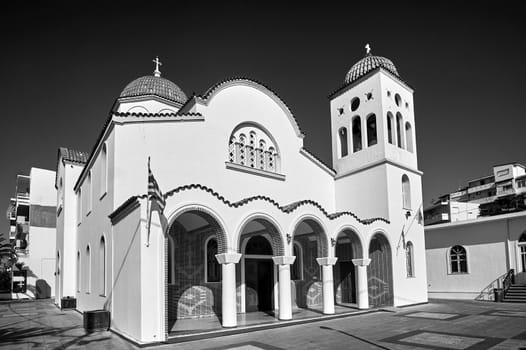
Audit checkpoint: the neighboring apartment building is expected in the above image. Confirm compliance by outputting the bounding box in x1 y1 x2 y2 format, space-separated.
7 168 57 298
424 162 526 225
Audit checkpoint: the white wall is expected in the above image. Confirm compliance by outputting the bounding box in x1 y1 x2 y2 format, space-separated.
425 213 526 300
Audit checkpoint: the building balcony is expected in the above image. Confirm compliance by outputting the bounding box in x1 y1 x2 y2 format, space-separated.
425 213 449 225
467 182 495 194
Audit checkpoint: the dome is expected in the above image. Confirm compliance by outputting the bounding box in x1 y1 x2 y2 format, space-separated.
344 54 400 84
119 75 188 104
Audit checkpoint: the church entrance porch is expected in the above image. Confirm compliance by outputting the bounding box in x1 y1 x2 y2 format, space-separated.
166 210 226 329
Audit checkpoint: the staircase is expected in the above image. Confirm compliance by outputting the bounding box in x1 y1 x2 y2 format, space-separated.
503 284 526 303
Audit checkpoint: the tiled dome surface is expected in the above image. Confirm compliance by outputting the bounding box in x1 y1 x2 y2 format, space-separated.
345 54 400 84
120 75 188 104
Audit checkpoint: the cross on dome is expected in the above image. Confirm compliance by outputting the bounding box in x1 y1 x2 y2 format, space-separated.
365 43 371 55
153 56 162 77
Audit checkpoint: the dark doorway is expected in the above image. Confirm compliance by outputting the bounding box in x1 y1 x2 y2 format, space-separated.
335 240 357 304
339 261 356 303
245 259 274 311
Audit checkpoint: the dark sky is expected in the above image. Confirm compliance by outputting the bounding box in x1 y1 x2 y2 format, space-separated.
1 2 525 233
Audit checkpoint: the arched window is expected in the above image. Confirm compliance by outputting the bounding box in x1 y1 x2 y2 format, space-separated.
239 134 246 166
100 143 107 196
258 140 266 170
450 245 468 273
402 174 411 209
248 131 256 168
405 122 413 153
99 236 106 296
291 242 303 280
352 116 362 152
519 233 526 272
205 238 221 282
338 127 348 157
406 241 414 277
396 112 404 149
366 114 377 147
86 245 91 293
387 112 395 145
228 136 236 163
77 251 81 292
228 125 280 173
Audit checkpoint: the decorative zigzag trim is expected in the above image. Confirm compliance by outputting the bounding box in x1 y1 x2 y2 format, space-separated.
111 111 202 118
163 184 389 225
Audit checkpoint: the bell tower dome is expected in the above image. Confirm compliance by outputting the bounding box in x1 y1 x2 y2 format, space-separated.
330 45 422 220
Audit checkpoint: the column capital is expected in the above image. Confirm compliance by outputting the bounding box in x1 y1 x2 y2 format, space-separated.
215 253 242 264
352 258 371 267
316 257 338 266
272 255 296 265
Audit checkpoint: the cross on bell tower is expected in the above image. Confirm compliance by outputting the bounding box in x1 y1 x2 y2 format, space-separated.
153 56 162 77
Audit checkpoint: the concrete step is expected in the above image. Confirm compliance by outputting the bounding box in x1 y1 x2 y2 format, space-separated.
502 299 526 303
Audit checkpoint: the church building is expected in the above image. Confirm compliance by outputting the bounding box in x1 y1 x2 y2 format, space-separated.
55 48 427 344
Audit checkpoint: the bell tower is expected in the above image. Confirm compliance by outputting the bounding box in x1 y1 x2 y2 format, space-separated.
330 45 422 220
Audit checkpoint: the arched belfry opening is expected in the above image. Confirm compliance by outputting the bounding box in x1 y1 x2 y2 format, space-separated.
166 209 227 331
334 229 363 305
239 218 284 314
291 219 329 310
367 233 394 307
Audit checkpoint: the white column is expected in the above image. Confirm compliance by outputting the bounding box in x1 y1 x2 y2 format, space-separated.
352 258 371 310
272 256 296 320
316 257 338 315
216 253 242 328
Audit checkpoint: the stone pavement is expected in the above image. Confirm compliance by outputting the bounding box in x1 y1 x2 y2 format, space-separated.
1 299 525 349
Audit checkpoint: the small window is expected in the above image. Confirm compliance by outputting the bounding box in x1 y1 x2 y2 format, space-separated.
366 114 377 147
450 245 468 273
402 174 411 210
100 143 107 197
338 127 348 157
86 245 91 293
352 116 362 153
405 122 413 153
99 236 106 296
387 112 395 145
396 112 404 149
350 97 360 112
206 238 221 282
406 242 414 277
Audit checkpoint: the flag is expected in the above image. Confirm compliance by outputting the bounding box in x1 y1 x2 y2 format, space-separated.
148 158 166 213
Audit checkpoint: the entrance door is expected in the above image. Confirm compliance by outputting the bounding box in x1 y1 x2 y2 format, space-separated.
339 261 356 303
245 259 274 311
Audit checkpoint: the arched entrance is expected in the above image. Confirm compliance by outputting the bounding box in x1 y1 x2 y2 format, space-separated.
367 233 393 307
166 209 227 329
291 219 329 310
334 229 362 305
239 218 284 315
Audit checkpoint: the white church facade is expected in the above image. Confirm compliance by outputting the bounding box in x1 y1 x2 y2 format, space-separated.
55 50 427 344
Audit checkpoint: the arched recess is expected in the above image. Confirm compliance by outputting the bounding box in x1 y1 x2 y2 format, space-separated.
352 116 362 153
334 228 363 305
367 232 394 307
387 112 395 145
396 112 404 149
291 218 330 309
238 216 285 313
338 127 349 158
518 233 526 274
405 122 413 153
366 114 377 147
165 207 228 329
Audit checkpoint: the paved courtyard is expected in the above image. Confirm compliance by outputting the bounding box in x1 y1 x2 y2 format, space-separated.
1 299 525 349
